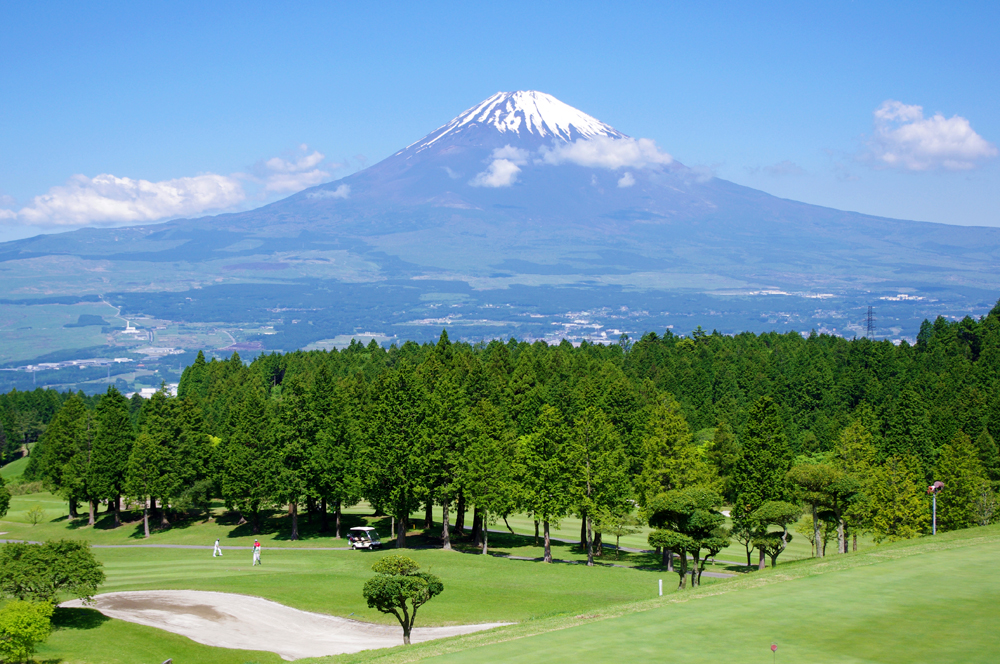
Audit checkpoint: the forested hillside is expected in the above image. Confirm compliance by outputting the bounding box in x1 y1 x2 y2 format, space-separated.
9 302 1000 563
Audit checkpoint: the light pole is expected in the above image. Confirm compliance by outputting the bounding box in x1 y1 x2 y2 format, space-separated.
927 481 944 535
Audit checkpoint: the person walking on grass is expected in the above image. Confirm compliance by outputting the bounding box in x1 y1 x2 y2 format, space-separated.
213 538 223 557
252 539 261 566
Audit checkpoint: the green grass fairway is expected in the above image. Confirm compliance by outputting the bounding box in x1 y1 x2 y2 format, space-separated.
375 526 999 664
0 455 29 480
93 545 678 626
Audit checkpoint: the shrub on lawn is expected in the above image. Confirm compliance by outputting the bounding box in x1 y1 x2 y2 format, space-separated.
0 600 54 663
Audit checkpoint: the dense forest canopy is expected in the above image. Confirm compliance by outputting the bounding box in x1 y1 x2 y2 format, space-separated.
6 303 1000 562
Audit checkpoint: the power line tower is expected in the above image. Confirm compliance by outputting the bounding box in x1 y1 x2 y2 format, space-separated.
866 306 876 338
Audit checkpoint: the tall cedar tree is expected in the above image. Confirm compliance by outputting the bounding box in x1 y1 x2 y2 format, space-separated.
275 374 315 540
636 396 712 507
419 355 466 549
308 363 359 537
221 376 279 534
731 397 793 533
461 400 520 555
884 389 935 475
365 363 425 548
88 386 134 527
935 431 988 531
519 405 573 563
125 432 172 538
568 406 631 566
139 390 182 525
40 394 90 520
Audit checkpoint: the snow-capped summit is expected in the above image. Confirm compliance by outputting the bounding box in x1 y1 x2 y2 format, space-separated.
403 91 627 155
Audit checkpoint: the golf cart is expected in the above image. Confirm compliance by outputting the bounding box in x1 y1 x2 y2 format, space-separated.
348 526 382 550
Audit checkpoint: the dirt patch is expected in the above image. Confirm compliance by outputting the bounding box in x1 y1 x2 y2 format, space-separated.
62 590 508 661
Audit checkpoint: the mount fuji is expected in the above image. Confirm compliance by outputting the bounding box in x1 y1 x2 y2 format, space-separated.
3 90 1000 356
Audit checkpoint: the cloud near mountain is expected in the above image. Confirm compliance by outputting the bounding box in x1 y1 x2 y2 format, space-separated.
867 100 997 171
1 145 338 227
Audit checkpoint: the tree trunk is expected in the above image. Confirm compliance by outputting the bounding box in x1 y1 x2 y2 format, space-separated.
290 501 299 541
160 502 170 527
454 492 465 534
813 504 822 558
481 510 489 555
320 497 329 533
837 517 845 554
442 501 451 550
661 547 669 567
594 532 602 557
471 507 483 546
143 506 150 538
335 499 342 539
113 494 121 528
69 499 78 520
615 534 621 560
745 543 752 567
391 516 395 540
402 624 411 646
585 515 594 566
397 514 408 548
758 547 767 571
692 551 701 586
677 552 687 589
88 499 96 526
149 497 157 524
424 500 433 530
853 532 857 552
580 517 587 549
666 548 674 572
252 511 260 535
534 519 539 545
306 496 316 524
543 520 552 562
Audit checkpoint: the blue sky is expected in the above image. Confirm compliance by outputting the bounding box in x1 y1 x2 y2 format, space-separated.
1 1 997 241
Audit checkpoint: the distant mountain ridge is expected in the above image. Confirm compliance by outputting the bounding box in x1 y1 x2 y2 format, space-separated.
0 90 998 356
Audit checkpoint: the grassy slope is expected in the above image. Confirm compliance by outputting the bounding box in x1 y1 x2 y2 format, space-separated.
314 525 1000 664
0 455 29 480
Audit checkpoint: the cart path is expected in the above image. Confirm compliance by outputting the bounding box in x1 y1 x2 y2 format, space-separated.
62 590 509 661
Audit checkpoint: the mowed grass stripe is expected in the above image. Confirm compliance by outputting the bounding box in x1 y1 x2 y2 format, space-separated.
423 530 1000 664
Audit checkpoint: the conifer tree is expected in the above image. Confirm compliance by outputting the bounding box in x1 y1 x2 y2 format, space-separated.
731 396 792 538
884 389 935 475
935 431 987 531
88 386 134 527
568 406 631 566
125 431 171 538
461 400 520 555
364 363 424 548
974 429 1000 485
275 374 314 540
220 376 279 534
307 363 360 537
519 405 572 563
419 361 466 549
636 396 712 507
40 394 90 520
139 390 182 525
868 454 929 543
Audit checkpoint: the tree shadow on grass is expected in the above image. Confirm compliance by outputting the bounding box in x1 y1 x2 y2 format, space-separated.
52 607 110 631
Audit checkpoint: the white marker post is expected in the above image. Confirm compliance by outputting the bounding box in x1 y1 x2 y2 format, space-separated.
658 579 663 596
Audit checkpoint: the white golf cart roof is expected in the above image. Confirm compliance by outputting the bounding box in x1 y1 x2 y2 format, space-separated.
350 526 378 532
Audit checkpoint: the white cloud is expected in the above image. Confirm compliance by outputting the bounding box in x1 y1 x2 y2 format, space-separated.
490 145 530 164
470 159 521 188
307 184 351 200
10 173 246 227
538 136 673 170
868 100 997 171
256 146 336 193
2 144 342 228
617 172 635 188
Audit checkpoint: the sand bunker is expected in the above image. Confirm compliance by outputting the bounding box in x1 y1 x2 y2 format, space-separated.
62 590 507 660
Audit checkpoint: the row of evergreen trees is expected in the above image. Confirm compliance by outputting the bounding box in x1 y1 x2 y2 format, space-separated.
15 303 1000 564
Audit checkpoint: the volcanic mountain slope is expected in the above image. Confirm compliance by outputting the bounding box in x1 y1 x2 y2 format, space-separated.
1 91 999 350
